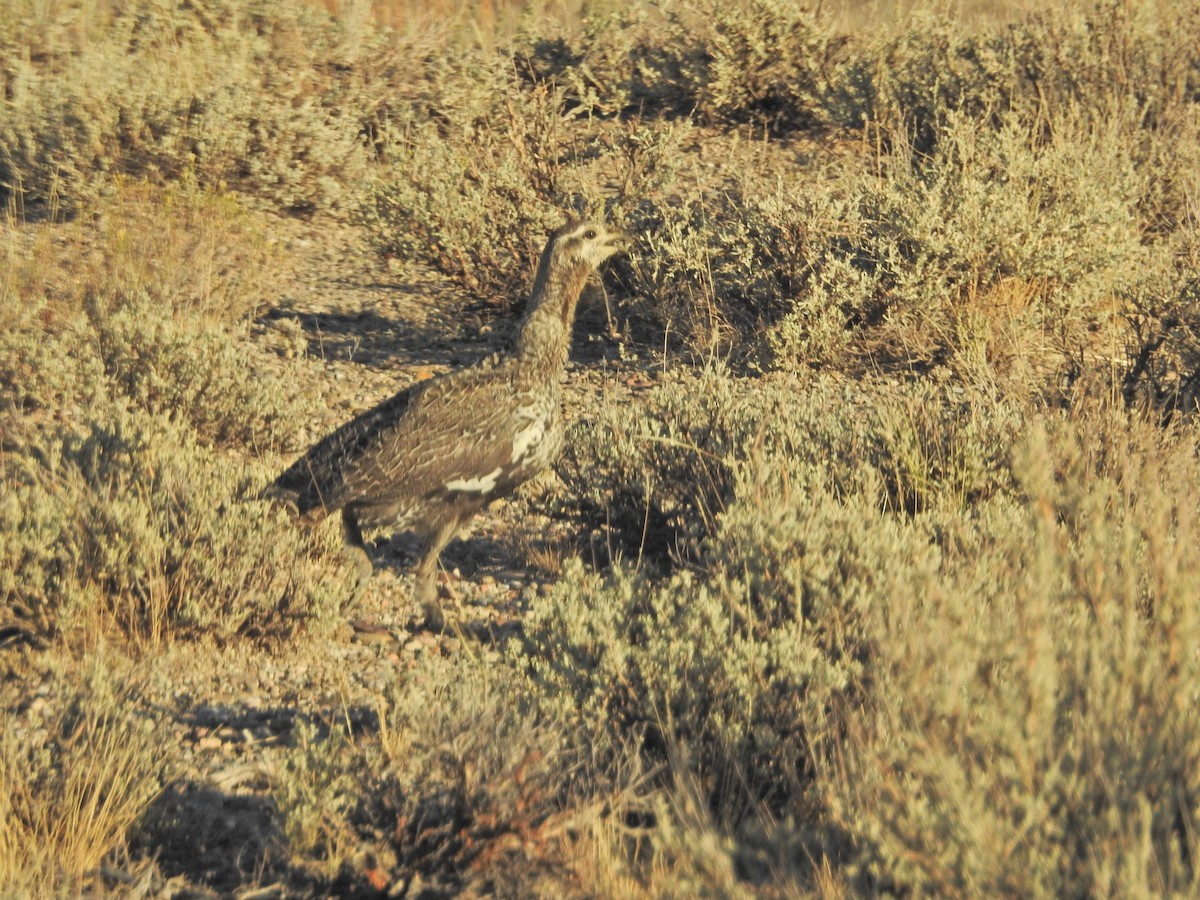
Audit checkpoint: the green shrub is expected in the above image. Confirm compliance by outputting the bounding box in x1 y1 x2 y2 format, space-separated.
518 3 686 118
559 370 1018 566
515 491 907 823
826 411 1200 896
360 76 569 303
535 373 1016 824
90 297 305 448
0 181 306 448
521 0 838 132
534 386 1200 894
856 2 1200 153
623 103 1170 389
363 80 681 309
678 0 837 132
0 409 347 647
271 719 360 882
0 0 401 213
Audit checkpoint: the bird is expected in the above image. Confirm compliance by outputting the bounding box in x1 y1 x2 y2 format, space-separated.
268 219 628 629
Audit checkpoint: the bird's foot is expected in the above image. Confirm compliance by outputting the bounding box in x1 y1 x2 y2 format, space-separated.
420 599 446 633
413 573 452 633
417 573 463 628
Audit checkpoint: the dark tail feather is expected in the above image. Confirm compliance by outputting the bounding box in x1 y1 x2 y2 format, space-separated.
261 465 332 525
261 481 301 513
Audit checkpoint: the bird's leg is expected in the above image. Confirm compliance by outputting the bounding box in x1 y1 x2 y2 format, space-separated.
414 516 461 632
341 509 374 608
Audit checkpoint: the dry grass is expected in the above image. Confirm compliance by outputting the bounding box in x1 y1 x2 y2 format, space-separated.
0 656 169 896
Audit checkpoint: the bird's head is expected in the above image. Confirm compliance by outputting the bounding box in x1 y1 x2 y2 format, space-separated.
549 219 630 271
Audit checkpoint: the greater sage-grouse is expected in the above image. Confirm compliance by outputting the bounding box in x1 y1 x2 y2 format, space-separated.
269 220 628 628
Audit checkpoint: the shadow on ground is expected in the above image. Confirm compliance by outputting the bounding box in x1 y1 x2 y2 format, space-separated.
134 703 391 898
260 305 494 372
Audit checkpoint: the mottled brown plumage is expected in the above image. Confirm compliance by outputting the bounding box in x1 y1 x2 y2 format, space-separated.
269 220 627 628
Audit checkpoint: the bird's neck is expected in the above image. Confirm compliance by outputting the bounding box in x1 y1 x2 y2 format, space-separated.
513 257 591 377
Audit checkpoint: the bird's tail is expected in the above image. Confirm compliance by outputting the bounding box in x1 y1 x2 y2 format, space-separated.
261 474 331 526
260 481 301 513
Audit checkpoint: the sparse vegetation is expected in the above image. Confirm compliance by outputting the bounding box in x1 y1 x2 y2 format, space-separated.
0 657 170 896
2 0 1199 894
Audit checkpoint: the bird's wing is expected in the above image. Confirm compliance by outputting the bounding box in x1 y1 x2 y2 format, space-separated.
337 364 526 508
271 384 420 517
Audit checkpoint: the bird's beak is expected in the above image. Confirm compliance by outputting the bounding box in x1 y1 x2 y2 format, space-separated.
610 230 633 251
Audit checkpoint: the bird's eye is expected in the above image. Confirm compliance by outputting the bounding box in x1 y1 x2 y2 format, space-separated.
584 228 597 240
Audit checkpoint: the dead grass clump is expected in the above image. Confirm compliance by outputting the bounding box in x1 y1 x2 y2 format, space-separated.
0 178 277 330
0 658 170 895
0 409 347 649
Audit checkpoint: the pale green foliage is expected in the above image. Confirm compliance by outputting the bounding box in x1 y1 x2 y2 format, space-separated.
873 381 1020 514
521 0 837 130
272 720 360 880
516 500 894 815
0 658 170 895
679 0 835 131
0 409 347 646
541 375 1001 814
89 297 304 447
865 3 1200 154
534 0 1200 397
4 0 1200 895
560 370 1017 562
518 3 674 117
870 115 1146 342
0 0 399 213
377 663 595 892
629 103 1167 380
827 412 1200 895
361 72 569 301
537 381 1200 894
364 74 683 306
0 181 305 448
625 194 769 357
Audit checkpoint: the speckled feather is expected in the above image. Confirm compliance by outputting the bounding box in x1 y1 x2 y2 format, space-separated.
273 356 557 528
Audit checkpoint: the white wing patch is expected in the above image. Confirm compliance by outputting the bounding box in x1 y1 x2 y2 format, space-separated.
445 467 502 494
511 414 545 464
